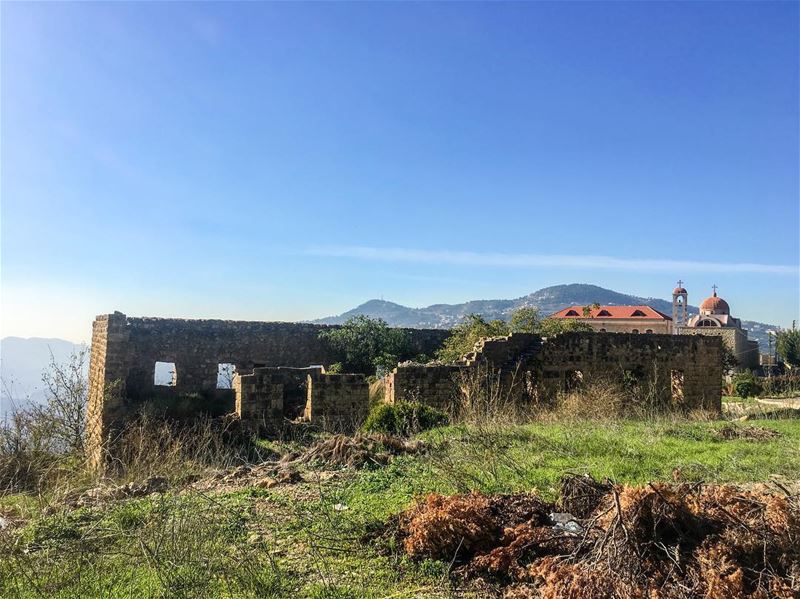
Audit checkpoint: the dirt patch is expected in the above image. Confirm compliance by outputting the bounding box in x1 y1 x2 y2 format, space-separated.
294 434 425 469
715 424 782 441
394 475 800 597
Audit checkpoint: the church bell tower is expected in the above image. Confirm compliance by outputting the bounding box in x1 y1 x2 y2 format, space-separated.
672 280 688 333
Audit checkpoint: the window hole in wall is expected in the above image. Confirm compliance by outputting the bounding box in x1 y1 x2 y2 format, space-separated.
154 362 177 387
217 363 236 389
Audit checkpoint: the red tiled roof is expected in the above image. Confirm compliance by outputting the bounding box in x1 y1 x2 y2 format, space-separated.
699 293 730 314
550 305 672 320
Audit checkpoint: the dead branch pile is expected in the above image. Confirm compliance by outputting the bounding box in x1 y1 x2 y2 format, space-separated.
295 434 425 468
714 424 782 441
396 475 800 598
555 473 613 519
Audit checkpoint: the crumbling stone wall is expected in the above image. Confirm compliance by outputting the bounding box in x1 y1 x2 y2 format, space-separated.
385 363 466 411
234 367 322 431
87 312 129 472
304 372 369 433
233 368 369 433
87 312 448 470
386 332 722 413
536 332 722 409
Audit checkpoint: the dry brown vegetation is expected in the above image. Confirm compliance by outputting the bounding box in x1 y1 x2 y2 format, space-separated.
294 433 426 469
396 475 800 598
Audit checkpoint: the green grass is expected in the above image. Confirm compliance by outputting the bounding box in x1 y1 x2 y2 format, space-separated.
2 418 799 598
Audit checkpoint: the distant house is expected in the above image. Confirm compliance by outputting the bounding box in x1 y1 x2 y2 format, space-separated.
550 305 672 334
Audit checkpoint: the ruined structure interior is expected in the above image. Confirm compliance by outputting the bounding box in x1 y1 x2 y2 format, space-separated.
87 311 723 469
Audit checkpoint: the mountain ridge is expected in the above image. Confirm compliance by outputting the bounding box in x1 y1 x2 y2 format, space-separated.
313 283 776 351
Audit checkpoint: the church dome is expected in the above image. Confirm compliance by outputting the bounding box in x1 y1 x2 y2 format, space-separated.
699 292 730 315
673 286 687 294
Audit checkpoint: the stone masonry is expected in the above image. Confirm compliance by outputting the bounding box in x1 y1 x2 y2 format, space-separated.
87 312 448 471
303 372 369 433
234 366 323 431
233 367 368 434
386 332 722 413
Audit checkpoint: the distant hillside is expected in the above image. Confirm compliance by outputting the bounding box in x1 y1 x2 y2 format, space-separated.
314 284 778 352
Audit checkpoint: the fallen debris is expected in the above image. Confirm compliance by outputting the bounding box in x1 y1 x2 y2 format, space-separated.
69 476 169 507
555 473 612 518
196 463 302 492
715 423 782 441
295 433 425 469
394 475 800 598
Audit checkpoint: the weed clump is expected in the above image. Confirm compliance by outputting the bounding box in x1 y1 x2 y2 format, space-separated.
715 423 782 441
362 401 448 437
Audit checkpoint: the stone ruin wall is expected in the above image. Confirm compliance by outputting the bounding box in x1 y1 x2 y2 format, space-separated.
386 332 723 414
303 372 369 433
87 312 449 470
88 312 723 471
233 367 368 434
385 364 466 411
234 367 323 429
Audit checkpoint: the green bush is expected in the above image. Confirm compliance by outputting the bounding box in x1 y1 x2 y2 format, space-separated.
760 374 800 397
733 372 762 398
362 401 448 437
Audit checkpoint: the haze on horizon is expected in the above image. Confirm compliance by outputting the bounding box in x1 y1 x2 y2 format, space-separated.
1 2 798 344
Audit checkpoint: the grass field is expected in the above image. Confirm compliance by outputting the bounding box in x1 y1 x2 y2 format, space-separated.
2 417 799 598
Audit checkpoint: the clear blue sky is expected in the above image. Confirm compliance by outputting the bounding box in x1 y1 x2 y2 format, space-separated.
2 1 798 342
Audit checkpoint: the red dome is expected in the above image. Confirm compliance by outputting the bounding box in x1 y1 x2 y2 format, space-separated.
699 293 730 314
673 287 687 294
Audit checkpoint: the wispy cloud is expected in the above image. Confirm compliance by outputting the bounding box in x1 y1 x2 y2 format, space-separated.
307 245 799 275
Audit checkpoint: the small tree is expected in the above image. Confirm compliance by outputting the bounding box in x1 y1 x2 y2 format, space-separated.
721 344 739 375
319 315 410 374
436 314 510 363
509 306 541 333
776 327 800 367
34 348 89 453
537 317 594 337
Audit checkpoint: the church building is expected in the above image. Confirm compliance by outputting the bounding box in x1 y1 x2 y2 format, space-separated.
550 282 759 370
674 284 759 370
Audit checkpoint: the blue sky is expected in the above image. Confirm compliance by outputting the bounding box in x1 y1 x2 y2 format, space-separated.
2 1 798 342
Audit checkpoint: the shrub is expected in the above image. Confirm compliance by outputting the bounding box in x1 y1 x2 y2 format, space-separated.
776 327 800 367
436 314 510 363
362 401 448 437
318 316 410 374
326 362 343 374
760 373 800 397
733 372 762 398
